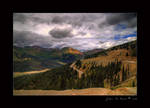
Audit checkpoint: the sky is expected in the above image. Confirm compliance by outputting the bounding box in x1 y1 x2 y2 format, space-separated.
13 13 137 51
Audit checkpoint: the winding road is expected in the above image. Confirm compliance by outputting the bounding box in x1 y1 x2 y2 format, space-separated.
13 69 50 78
70 62 84 78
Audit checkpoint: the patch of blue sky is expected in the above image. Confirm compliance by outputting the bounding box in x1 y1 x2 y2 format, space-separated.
114 33 136 40
114 35 121 40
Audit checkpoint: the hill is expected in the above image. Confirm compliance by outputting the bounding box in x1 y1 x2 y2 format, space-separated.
73 40 137 88
13 46 83 72
62 47 83 55
13 40 137 92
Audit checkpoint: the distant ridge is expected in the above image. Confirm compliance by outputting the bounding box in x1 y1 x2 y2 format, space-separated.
13 46 83 72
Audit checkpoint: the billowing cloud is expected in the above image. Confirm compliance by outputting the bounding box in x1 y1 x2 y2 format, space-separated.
13 13 137 51
49 28 73 38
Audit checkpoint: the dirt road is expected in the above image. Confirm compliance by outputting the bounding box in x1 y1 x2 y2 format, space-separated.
13 87 136 96
70 62 84 78
13 69 50 78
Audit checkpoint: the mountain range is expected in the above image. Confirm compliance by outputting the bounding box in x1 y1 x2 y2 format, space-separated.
13 40 137 90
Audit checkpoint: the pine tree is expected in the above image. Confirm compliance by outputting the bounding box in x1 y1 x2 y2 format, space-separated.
60 77 66 89
56 76 62 90
83 65 86 69
127 64 130 77
117 74 120 85
66 79 71 89
132 81 135 87
122 65 125 81
114 76 117 86
76 60 81 68
124 68 126 81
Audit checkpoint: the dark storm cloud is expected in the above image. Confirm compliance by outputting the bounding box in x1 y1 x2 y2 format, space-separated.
68 21 82 27
51 16 65 24
31 17 50 24
98 13 137 28
51 15 83 27
13 30 52 47
98 21 109 28
13 13 27 23
127 17 137 28
49 28 73 38
107 13 136 25
67 14 98 27
13 31 31 43
13 13 50 25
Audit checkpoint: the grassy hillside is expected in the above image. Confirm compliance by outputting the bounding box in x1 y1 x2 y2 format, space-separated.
14 64 79 90
13 62 121 90
13 59 136 90
73 40 137 89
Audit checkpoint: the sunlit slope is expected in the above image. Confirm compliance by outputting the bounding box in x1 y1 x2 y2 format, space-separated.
73 40 137 88
62 47 83 55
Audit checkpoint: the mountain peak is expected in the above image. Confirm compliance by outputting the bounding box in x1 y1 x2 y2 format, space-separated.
62 47 83 55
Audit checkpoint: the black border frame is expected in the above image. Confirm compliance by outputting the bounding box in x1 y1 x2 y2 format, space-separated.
9 9 144 105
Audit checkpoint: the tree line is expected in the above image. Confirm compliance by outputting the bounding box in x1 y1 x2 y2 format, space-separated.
14 58 132 90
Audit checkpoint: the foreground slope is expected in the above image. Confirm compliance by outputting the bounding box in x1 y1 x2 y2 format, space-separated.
13 87 136 95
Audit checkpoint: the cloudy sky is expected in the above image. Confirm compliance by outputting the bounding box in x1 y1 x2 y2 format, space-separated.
13 13 137 51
